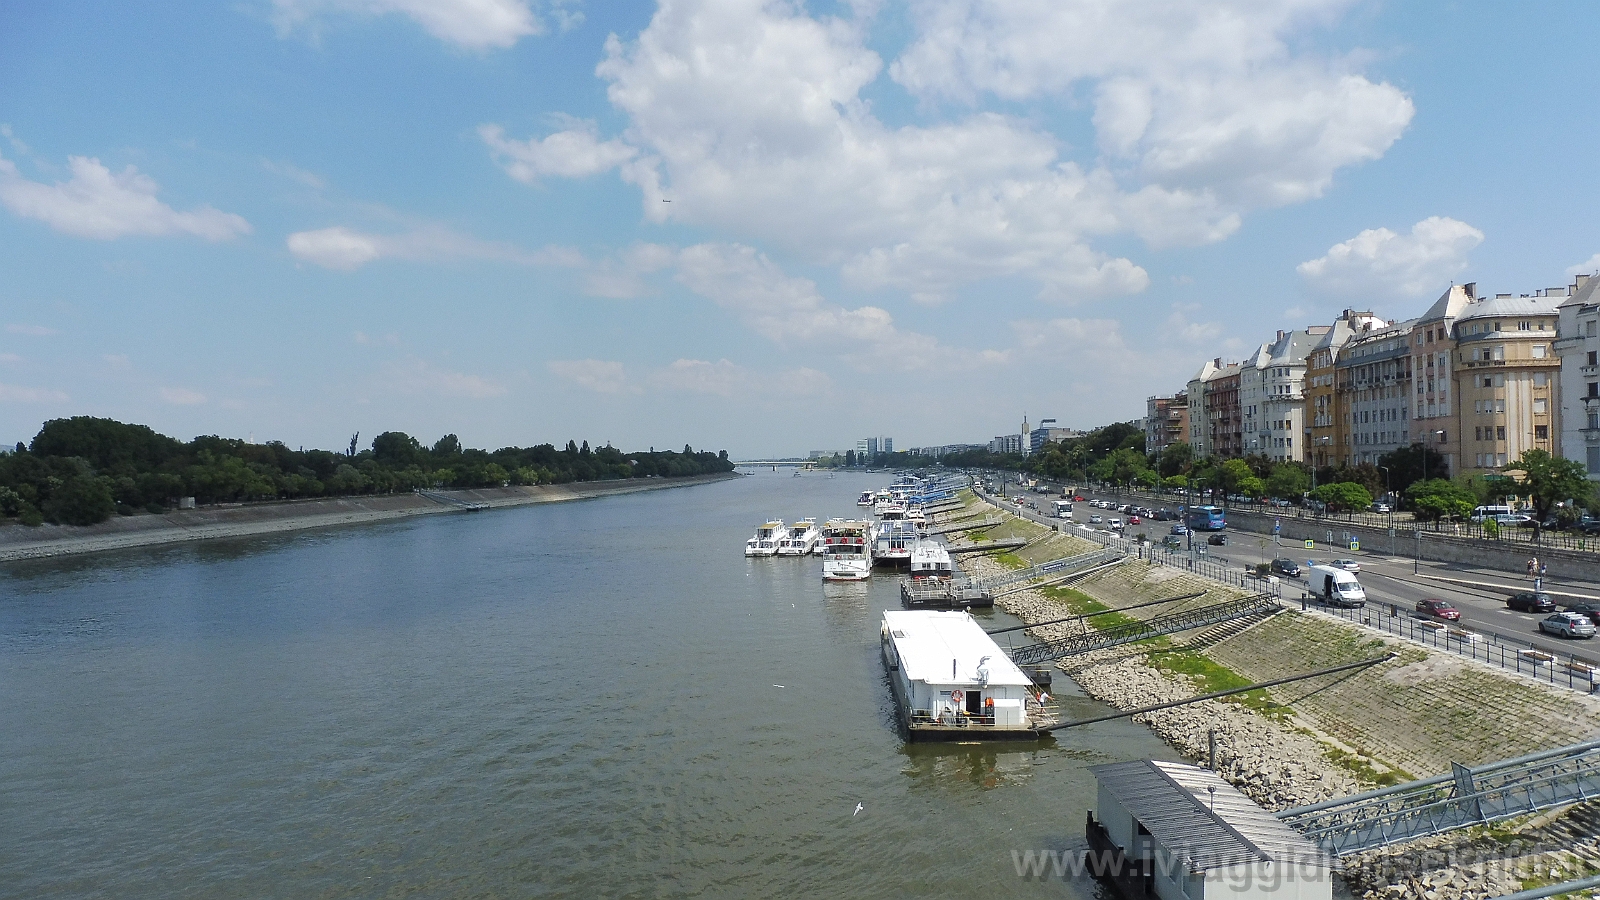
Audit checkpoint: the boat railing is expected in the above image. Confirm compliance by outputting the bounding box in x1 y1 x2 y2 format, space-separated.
908 709 999 727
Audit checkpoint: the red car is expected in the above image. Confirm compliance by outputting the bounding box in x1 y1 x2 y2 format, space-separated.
1073 495 1085 502
1128 515 1142 525
1416 599 1461 621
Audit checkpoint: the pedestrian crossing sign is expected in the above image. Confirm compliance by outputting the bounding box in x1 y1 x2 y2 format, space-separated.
1303 539 1314 549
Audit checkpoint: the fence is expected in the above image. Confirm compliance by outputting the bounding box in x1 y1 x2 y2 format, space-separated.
1305 599 1600 693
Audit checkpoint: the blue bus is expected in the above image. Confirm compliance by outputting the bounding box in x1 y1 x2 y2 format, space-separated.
1184 505 1226 531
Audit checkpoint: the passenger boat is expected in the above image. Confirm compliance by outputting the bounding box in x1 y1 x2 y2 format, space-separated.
872 519 919 566
744 519 786 557
777 518 820 556
907 541 953 580
857 491 874 506
820 518 872 581
880 610 1044 741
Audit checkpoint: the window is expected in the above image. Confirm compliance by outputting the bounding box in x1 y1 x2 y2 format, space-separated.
1531 344 1547 359
1474 426 1482 441
1589 447 1600 475
1535 372 1548 387
1493 345 1505 360
1498 452 1508 467
1534 398 1547 414
1496 399 1505 413
1535 424 1549 440
1519 320 1530 331
1496 426 1506 441
1589 351 1598 366
1494 374 1504 388
1590 382 1599 398
1482 376 1492 388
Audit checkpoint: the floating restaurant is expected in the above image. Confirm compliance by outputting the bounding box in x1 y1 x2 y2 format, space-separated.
879 610 1044 741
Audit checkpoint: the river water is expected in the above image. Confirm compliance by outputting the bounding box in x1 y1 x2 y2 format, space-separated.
0 469 1178 899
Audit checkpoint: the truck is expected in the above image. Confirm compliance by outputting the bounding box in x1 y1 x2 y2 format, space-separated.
1051 500 1073 518
1306 564 1366 608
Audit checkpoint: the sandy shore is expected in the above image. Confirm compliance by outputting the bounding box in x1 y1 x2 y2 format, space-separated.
0 472 742 563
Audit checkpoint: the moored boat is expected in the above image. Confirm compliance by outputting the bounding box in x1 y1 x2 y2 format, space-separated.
820 518 872 581
907 540 952 580
872 519 919 566
880 610 1044 741
777 518 820 556
744 519 786 557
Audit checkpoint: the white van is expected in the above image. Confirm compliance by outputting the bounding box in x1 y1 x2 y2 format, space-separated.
1052 500 1073 518
1471 505 1512 522
1307 564 1366 608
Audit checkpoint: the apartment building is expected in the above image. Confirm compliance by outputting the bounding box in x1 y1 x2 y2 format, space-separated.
1556 275 1600 480
1207 368 1243 458
1305 311 1386 467
1241 327 1326 463
1337 317 1418 467
1408 284 1474 476
1449 291 1564 476
1145 394 1189 456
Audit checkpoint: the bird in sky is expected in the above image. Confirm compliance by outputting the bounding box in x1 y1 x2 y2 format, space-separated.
853 803 864 816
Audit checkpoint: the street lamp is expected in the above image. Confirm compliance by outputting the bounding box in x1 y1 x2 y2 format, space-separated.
1378 464 1393 555
1414 430 1447 573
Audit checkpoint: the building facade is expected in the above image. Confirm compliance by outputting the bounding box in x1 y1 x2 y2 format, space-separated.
1409 284 1473 477
1337 318 1417 468
1145 393 1189 455
1449 291 1563 476
1556 275 1600 480
1305 311 1384 468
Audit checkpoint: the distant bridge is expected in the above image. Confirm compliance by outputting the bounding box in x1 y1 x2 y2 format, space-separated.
734 460 818 468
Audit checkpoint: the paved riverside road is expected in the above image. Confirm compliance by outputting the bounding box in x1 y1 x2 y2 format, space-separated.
973 484 1600 667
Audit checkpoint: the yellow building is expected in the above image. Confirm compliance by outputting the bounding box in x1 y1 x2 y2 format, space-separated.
1304 310 1385 467
1449 290 1564 476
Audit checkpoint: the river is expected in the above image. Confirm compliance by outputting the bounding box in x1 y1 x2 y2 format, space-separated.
0 469 1179 899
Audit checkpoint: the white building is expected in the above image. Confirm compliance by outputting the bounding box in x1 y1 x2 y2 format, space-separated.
1557 274 1600 480
1087 759 1335 900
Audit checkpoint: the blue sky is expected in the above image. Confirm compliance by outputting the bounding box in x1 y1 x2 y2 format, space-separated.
3 0 1599 458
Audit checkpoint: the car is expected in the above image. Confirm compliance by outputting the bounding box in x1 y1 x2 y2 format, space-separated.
1270 558 1301 578
1128 515 1142 525
1507 592 1557 613
1161 535 1184 550
1569 519 1600 536
1207 533 1228 546
1170 524 1189 535
1566 603 1600 626
1496 514 1533 527
1107 517 1122 527
1416 599 1461 621
1539 612 1596 639
1073 495 1085 502
1370 502 1391 513
1089 514 1102 524
1331 558 1361 573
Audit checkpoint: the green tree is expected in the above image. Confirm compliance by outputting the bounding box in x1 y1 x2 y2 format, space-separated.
1309 481 1372 513
1265 463 1309 500
1377 443 1447 496
42 474 116 525
1405 478 1475 523
1157 441 1192 477
1509 449 1595 524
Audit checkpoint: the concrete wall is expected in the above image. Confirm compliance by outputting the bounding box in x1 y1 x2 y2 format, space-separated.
1222 506 1593 581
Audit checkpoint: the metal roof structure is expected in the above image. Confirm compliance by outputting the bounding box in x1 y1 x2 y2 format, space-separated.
880 610 1033 687
1090 760 1336 872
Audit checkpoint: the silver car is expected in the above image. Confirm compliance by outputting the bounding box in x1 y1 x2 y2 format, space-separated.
1539 613 1596 639
1331 558 1361 573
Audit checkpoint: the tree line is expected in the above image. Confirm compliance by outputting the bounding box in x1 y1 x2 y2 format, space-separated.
0 416 734 527
938 422 1597 525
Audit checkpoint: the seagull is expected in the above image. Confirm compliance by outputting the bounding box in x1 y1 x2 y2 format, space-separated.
773 684 785 688
853 803 864 816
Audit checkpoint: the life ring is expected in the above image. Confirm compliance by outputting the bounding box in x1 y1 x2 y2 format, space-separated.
951 689 964 703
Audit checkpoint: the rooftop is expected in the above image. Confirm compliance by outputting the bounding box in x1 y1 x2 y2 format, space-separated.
1090 759 1336 872
881 610 1033 687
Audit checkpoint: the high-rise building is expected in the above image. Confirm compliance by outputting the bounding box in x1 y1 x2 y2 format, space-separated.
1145 394 1189 455
1556 275 1600 481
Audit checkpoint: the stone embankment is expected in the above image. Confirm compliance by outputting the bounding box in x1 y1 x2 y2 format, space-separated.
946 493 1600 900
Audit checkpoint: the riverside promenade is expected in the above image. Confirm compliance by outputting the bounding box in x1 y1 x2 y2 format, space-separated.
0 473 741 562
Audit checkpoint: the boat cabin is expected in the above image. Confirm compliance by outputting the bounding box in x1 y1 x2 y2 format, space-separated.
879 610 1041 741
1085 760 1334 900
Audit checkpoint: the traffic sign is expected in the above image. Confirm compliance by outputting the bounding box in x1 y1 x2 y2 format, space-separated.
1303 539 1314 550
1349 540 1359 551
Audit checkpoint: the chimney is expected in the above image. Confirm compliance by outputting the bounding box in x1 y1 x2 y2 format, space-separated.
1463 282 1476 300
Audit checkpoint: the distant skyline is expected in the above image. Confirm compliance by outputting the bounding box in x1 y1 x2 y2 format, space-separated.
5 1 1600 457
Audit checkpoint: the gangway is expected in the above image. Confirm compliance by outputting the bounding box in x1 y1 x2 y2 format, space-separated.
931 515 1003 535
1277 738 1600 856
973 548 1123 593
1006 593 1280 666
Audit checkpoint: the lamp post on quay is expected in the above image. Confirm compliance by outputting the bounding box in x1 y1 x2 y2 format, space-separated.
1378 464 1393 555
1415 430 1448 574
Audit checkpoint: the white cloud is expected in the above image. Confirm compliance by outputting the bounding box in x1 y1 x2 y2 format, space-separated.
286 225 565 270
1297 216 1484 299
891 0 1414 207
490 0 1411 305
0 152 251 241
271 0 543 50
579 242 675 298
0 383 68 404
160 387 208 405
548 359 632 394
261 158 326 190
382 358 507 398
0 353 21 364
649 358 746 396
480 121 637 183
6 324 57 336
1566 253 1600 278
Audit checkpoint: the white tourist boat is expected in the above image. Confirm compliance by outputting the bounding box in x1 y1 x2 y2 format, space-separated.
820 518 872 581
880 610 1042 741
777 518 820 556
857 491 874 506
907 541 953 581
744 519 786 557
872 519 919 566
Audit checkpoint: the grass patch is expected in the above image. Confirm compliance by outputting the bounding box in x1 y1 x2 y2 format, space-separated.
993 551 1028 570
1145 648 1293 721
1322 746 1408 787
1039 585 1142 630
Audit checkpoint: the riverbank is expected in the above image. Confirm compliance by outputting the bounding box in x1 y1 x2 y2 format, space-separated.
0 472 742 562
945 493 1600 899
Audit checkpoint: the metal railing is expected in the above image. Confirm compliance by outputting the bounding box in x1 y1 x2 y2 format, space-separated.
1278 739 1600 856
972 547 1123 592
1006 593 1281 666
1304 600 1600 693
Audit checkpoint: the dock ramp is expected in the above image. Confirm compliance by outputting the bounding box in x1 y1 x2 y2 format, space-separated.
1278 738 1600 856
1005 593 1281 666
